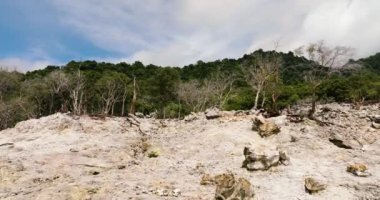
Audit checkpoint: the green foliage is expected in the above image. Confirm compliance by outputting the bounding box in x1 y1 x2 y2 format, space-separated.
224 87 254 110
1 50 380 130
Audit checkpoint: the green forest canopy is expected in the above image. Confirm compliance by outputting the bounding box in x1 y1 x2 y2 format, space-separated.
1 49 380 130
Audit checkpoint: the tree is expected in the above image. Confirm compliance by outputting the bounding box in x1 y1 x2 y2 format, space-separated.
242 52 282 110
95 71 123 115
177 69 236 112
69 70 85 115
295 41 354 117
129 76 137 115
45 71 69 114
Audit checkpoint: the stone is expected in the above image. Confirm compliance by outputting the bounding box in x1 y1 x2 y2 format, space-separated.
304 177 326 194
242 146 289 171
171 189 181 197
205 108 221 120
252 115 280 137
329 133 362 149
135 112 145 118
370 115 380 123
200 174 215 185
214 173 255 200
347 164 371 177
184 112 198 122
371 122 380 129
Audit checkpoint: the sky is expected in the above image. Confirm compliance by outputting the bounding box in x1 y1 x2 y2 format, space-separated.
0 0 379 71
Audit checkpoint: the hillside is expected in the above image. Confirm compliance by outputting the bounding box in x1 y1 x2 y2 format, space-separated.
1 50 380 132
1 103 380 199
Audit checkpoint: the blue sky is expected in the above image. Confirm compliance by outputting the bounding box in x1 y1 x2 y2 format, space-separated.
0 0 379 71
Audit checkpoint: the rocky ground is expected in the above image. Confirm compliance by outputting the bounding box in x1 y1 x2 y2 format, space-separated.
0 103 380 200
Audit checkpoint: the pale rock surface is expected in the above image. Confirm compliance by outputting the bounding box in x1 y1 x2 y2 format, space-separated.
0 103 379 199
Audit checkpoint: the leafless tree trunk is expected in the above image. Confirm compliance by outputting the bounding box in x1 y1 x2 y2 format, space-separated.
242 53 282 110
295 40 354 119
70 70 85 115
129 76 137 115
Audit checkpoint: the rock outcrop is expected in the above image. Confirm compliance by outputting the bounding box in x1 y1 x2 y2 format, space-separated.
251 115 280 137
205 108 222 120
347 164 371 177
242 146 289 171
214 173 255 200
304 177 326 194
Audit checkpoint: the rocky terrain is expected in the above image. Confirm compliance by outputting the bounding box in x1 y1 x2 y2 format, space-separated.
1 103 380 200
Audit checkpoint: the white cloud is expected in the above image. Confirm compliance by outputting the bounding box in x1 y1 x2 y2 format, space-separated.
50 0 380 66
0 58 57 72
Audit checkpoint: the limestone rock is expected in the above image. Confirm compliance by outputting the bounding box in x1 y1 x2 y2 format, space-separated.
305 177 326 194
242 146 289 171
347 164 371 177
214 173 254 200
252 115 280 137
329 133 362 149
200 174 215 185
184 112 198 122
370 115 380 123
371 122 380 129
205 108 221 120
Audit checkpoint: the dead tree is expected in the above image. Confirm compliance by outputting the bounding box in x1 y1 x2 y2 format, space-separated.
243 53 282 110
295 40 354 119
129 76 137 115
69 70 85 115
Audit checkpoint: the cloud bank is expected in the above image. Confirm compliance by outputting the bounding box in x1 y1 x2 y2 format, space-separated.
1 0 380 70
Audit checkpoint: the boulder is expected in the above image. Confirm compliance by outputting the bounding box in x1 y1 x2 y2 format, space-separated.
135 112 145 118
371 122 380 129
370 115 380 123
329 133 362 149
205 108 221 120
184 112 198 122
347 164 371 177
214 173 255 200
305 177 326 194
252 115 280 137
242 146 289 171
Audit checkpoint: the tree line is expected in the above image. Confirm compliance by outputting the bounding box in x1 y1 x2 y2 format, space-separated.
1 42 380 130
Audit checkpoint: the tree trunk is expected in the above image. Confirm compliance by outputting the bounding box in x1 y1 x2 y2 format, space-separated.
253 87 261 110
308 90 316 118
261 91 266 108
129 77 137 115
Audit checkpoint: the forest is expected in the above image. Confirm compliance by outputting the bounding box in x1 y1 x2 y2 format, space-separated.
1 42 380 130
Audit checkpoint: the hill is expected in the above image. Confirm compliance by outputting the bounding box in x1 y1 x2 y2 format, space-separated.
0 103 379 199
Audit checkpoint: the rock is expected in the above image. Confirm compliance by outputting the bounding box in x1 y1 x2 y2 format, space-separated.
347 164 371 177
184 112 198 122
200 174 215 185
252 115 280 137
242 146 289 171
304 177 326 194
135 112 145 118
329 133 362 149
205 108 221 120
371 122 380 129
214 173 255 200
171 189 181 197
370 115 380 123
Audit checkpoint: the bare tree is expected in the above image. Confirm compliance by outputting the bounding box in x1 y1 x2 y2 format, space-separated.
295 40 354 68
117 74 130 116
45 71 69 114
242 53 282 110
205 70 236 108
177 70 235 112
69 70 85 115
129 76 137 115
295 40 354 118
